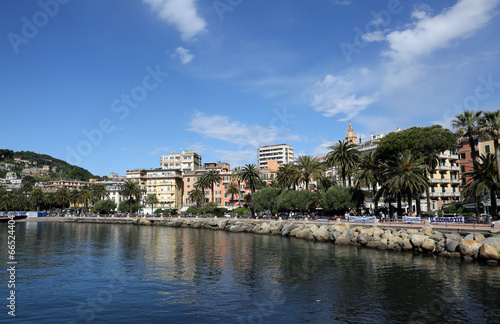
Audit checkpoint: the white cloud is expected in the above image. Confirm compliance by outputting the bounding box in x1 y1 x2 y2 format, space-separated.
310 74 378 120
143 0 207 41
332 0 351 5
211 149 255 168
171 46 194 64
149 147 170 155
187 112 301 149
383 0 500 63
362 30 386 42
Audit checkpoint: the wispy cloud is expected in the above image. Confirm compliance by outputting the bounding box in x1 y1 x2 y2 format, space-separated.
332 0 351 5
310 74 378 120
383 0 500 63
187 111 301 149
143 0 207 41
171 46 194 64
149 147 170 155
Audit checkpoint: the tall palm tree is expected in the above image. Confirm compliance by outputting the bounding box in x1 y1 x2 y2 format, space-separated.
354 152 381 212
69 189 80 209
92 183 109 201
276 163 300 189
240 164 263 216
480 110 500 183
295 155 324 191
31 188 44 212
56 188 70 209
462 153 499 217
120 180 142 213
144 194 159 214
226 182 240 207
200 170 221 204
383 151 429 215
79 186 94 213
189 187 204 208
326 140 360 187
452 110 483 216
232 167 243 207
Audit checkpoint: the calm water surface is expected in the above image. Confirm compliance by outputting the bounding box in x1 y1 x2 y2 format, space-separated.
1 222 500 323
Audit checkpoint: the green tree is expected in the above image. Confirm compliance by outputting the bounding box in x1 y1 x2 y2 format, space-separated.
354 152 381 211
56 188 70 208
295 155 324 191
118 200 141 213
189 186 204 208
92 199 117 214
326 140 360 187
252 187 281 212
276 163 300 189
31 188 44 211
144 194 159 214
452 110 483 216
232 167 244 207
241 164 263 216
79 186 94 213
120 180 142 213
480 110 500 183
322 186 354 214
92 183 109 201
462 153 499 216
383 151 429 215
226 182 240 207
201 170 222 204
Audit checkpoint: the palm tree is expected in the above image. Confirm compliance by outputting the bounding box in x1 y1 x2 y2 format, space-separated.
226 182 240 207
69 189 80 209
276 163 300 189
79 186 94 213
452 110 483 216
189 187 204 208
326 140 360 187
240 164 263 216
462 153 499 217
92 183 109 201
120 180 142 213
232 167 243 207
295 155 324 191
354 152 381 212
422 152 439 212
202 170 222 204
480 110 500 183
56 188 70 208
383 150 429 215
144 194 159 214
31 188 44 211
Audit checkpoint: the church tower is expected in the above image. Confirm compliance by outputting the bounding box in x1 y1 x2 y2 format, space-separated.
345 123 357 145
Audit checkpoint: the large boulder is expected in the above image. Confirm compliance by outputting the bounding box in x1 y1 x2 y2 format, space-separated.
421 238 436 252
357 233 371 245
445 233 462 242
475 234 486 242
312 227 330 242
482 236 500 244
335 236 351 245
464 234 475 241
137 218 152 226
490 242 500 252
479 243 500 260
446 240 461 253
295 228 314 240
366 240 380 249
430 231 444 242
460 240 483 257
410 234 427 248
281 223 298 236
400 239 413 250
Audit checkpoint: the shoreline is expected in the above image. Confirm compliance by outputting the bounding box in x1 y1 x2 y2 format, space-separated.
17 216 500 265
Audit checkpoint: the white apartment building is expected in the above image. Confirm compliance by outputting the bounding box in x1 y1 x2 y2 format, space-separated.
160 150 202 173
257 144 294 169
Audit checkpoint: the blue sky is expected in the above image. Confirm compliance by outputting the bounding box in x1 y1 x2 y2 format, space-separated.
2 0 500 177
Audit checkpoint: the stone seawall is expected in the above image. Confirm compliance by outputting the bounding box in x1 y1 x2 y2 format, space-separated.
66 217 500 264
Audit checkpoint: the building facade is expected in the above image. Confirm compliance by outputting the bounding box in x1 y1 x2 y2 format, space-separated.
257 144 294 169
160 150 202 173
145 169 184 211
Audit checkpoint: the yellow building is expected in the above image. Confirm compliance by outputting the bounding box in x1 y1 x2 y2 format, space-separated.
125 169 147 205
427 149 461 210
145 169 183 210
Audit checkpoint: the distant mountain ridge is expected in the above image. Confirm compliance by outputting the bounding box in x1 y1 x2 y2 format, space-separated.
0 149 96 181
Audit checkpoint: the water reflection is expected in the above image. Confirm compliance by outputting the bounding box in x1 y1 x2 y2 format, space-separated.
1 222 500 323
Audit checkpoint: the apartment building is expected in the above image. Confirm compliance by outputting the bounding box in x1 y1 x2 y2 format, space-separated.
259 160 280 186
145 169 184 211
182 162 250 210
257 144 294 169
426 149 461 210
125 169 147 205
160 150 202 173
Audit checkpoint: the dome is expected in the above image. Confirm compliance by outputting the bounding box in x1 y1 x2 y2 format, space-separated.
345 123 357 145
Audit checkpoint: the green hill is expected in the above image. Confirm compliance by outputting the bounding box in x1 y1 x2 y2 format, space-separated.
0 149 97 181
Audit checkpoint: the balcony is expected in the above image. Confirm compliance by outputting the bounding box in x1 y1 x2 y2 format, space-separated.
436 164 450 171
449 154 459 160
430 192 441 197
450 165 460 171
450 178 461 184
429 178 441 183
438 153 449 159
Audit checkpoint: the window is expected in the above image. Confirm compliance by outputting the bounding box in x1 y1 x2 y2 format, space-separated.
187 178 190 182
224 184 227 189
485 145 491 154
461 153 466 159
187 185 190 188
461 166 465 173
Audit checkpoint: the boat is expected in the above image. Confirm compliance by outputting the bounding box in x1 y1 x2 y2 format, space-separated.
0 212 28 222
